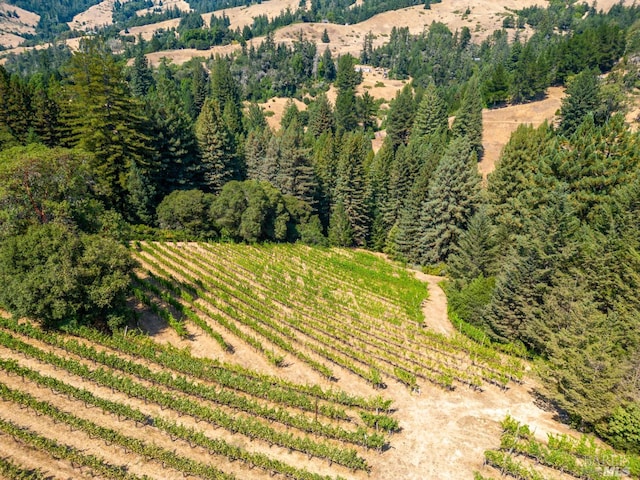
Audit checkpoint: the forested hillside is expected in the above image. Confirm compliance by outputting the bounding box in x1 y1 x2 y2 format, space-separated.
1 0 640 474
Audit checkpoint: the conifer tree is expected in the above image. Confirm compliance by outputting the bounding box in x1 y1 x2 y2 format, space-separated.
276 120 318 209
451 75 483 158
30 84 60 147
148 62 200 197
245 127 271 180
386 84 415 149
412 83 448 140
129 50 154 97
210 57 244 137
62 38 153 212
334 131 371 245
487 123 552 232
558 69 601 136
328 200 353 247
394 138 444 262
195 97 240 194
418 137 481 264
307 93 335 137
447 207 499 284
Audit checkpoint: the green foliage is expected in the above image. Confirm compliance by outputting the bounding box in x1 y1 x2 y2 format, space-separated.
210 180 310 243
328 200 353 247
195 97 242 194
418 137 481 264
386 84 415 149
156 189 216 239
451 76 483 158
0 222 134 331
62 38 153 214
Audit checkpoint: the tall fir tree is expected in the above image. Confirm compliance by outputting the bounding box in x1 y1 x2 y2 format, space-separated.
129 50 154 97
276 120 318 210
451 75 483 159
386 84 415 149
558 69 602 136
412 83 449 140
61 38 153 213
393 137 444 262
195 97 241 194
307 93 335 137
334 131 371 245
148 62 200 198
418 137 481 264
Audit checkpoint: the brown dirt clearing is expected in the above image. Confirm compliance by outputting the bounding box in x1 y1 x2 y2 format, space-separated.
479 86 565 178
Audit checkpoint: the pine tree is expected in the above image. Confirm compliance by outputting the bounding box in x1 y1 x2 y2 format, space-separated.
483 63 510 106
558 69 601 136
334 131 371 245
447 207 499 284
280 98 300 130
195 97 239 194
487 123 552 232
418 137 481 264
451 75 483 159
245 127 271 180
276 120 318 209
357 91 377 133
386 84 415 149
30 84 60 147
328 200 353 246
62 38 153 212
317 47 336 82
412 83 448 140
321 28 330 43
210 57 244 137
148 64 200 198
129 50 154 97
394 138 444 263
335 88 358 133
307 93 335 137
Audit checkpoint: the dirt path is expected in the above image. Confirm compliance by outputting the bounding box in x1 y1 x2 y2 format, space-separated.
412 271 455 336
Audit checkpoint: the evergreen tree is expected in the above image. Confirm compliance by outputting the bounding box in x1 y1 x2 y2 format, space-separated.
335 88 358 133
321 28 330 43
487 123 552 232
189 60 209 119
245 127 271 180
418 137 481 264
307 93 335 137
317 47 336 82
195 97 240 194
148 62 200 197
483 63 510 106
451 75 483 158
386 84 415 149
210 57 244 137
558 69 601 136
328 200 353 246
62 38 153 213
276 120 318 209
129 50 154 97
357 90 377 133
334 131 371 245
394 137 444 262
412 83 448 140
447 207 499 284
280 98 300 130
30 83 60 147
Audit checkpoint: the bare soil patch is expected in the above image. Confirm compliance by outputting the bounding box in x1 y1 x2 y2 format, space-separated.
137 0 191 16
479 86 565 178
0 1 38 47
68 0 122 31
412 271 455 336
204 0 300 30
